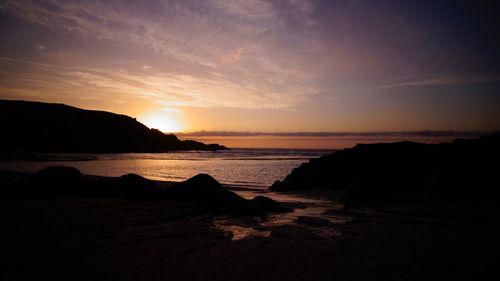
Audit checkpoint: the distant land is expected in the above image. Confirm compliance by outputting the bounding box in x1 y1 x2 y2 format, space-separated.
0 100 227 153
178 130 486 137
177 130 486 149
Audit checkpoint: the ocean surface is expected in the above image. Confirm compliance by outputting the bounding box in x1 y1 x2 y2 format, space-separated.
0 148 334 188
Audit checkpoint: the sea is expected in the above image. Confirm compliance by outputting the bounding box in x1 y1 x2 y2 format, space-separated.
0 148 334 189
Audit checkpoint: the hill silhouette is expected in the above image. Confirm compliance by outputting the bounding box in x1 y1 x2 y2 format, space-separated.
0 99 227 152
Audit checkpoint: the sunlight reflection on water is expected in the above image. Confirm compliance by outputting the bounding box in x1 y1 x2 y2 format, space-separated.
0 149 332 188
213 222 272 241
213 190 349 240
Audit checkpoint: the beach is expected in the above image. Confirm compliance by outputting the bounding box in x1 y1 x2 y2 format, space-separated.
1 169 498 281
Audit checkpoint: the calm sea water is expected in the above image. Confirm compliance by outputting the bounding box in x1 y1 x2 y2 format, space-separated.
0 149 334 188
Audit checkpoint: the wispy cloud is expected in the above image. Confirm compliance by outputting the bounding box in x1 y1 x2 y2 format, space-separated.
1 0 323 110
0 55 309 109
220 48 244 65
381 75 500 89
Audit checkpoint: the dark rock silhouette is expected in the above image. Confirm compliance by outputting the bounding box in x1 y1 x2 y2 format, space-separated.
271 132 500 207
166 173 247 208
97 173 163 199
247 195 292 212
0 99 228 152
13 166 97 197
1 166 288 215
6 167 161 198
164 174 292 214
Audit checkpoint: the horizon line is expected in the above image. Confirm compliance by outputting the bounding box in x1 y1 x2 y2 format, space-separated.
175 130 490 138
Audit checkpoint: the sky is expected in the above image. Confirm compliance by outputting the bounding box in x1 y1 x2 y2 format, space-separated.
0 0 499 135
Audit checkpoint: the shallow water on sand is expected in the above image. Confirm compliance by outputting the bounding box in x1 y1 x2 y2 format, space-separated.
215 190 349 240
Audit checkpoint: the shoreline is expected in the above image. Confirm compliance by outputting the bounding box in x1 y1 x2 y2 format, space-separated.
0 148 323 188
1 167 499 280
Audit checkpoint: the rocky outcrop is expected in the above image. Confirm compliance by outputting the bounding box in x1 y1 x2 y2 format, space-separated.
1 166 289 215
166 174 292 214
0 99 228 152
247 195 292 212
271 132 500 207
14 166 97 197
166 173 247 207
97 173 163 199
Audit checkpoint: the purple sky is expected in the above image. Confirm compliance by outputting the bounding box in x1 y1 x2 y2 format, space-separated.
0 0 499 133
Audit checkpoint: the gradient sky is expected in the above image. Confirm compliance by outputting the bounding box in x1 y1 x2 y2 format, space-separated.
0 0 499 133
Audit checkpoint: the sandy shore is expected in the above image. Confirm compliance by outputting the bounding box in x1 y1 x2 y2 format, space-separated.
1 170 499 280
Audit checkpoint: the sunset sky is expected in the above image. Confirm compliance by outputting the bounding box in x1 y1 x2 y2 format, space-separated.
1 0 499 134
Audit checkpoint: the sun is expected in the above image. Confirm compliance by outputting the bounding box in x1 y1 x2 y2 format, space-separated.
140 112 184 133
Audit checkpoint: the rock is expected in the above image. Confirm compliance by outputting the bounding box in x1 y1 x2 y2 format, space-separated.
3 167 290 217
17 166 96 197
167 174 247 207
97 173 162 199
271 132 500 207
7 167 163 199
168 174 290 215
247 196 291 212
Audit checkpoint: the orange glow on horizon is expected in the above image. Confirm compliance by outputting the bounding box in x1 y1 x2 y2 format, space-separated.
139 111 184 133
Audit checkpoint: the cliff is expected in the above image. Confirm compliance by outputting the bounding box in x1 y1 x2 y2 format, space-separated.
0 99 228 152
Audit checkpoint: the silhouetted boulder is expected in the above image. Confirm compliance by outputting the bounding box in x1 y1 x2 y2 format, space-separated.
37 166 83 181
15 166 96 197
428 134 500 203
0 99 228 152
339 173 428 207
6 168 165 199
1 166 290 215
248 196 292 212
166 174 291 214
97 174 162 199
167 174 247 207
271 132 500 207
271 141 433 191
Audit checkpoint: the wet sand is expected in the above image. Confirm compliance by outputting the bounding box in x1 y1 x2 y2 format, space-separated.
1 171 499 280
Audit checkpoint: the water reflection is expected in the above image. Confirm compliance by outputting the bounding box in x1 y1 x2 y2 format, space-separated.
214 189 349 240
0 149 330 188
213 220 272 241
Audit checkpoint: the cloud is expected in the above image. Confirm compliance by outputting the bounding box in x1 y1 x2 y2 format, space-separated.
380 75 500 89
220 48 244 65
0 55 311 109
1 0 324 109
36 45 46 50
